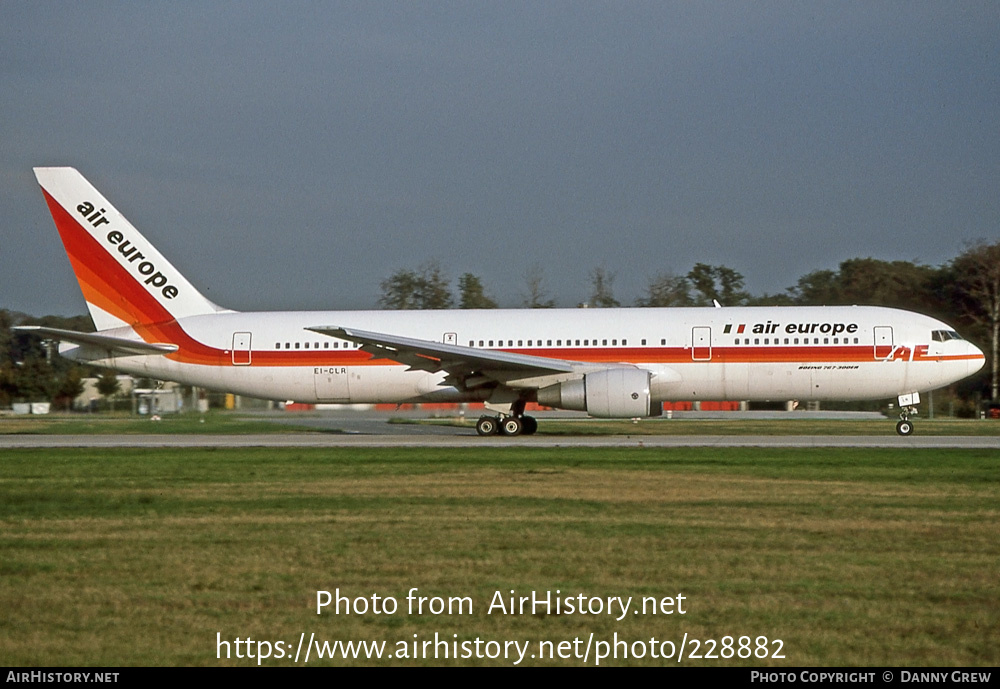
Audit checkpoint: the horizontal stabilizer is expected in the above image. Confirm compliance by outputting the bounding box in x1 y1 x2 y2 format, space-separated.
13 325 178 356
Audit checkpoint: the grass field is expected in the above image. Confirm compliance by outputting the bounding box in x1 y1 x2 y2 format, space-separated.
0 446 996 666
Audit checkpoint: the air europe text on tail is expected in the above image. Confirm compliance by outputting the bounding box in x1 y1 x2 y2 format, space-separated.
33 167 225 330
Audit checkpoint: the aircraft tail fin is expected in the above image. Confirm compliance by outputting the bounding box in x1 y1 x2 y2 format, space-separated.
33 167 226 331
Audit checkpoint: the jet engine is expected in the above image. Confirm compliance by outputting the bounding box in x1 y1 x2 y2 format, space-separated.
536 368 657 417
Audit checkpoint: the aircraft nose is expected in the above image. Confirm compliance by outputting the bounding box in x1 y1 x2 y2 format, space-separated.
969 342 986 375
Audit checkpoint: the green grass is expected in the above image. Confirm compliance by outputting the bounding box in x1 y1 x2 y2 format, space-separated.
0 447 997 666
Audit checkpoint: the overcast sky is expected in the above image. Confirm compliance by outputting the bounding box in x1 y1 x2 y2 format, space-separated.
2 2 997 316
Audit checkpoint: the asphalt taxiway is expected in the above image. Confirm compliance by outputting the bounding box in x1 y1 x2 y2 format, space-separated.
1 433 997 449
3 409 997 449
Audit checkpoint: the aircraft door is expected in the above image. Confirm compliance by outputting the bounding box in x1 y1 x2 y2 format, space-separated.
874 326 893 360
443 332 457 345
692 327 712 361
314 367 351 402
232 332 252 365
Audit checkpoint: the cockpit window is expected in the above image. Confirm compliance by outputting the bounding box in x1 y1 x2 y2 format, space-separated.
932 330 964 342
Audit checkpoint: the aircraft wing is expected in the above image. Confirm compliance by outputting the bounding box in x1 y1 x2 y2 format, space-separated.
12 325 179 356
307 325 577 384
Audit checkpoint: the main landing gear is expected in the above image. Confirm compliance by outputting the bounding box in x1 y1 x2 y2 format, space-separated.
476 414 538 437
476 399 539 437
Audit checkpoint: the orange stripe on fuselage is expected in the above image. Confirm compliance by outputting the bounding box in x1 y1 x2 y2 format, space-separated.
208 345 979 369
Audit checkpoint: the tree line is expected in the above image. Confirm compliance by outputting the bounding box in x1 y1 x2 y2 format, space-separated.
2 241 997 406
0 311 92 409
377 241 998 401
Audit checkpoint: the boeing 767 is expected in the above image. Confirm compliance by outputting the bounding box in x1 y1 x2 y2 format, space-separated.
16 167 986 436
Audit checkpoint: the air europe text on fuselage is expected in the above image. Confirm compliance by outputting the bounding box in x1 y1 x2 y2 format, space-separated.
724 321 860 336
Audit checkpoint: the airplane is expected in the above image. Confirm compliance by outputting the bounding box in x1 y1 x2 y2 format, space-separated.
15 167 986 437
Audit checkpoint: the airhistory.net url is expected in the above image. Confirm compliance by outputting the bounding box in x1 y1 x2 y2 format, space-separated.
216 631 786 666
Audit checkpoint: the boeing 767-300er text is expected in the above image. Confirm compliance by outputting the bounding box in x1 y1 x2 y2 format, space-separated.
16 167 986 436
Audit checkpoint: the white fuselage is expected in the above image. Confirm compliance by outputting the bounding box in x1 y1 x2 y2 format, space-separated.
63 305 984 406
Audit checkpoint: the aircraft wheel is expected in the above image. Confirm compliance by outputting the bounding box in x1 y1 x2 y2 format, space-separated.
500 416 523 436
896 419 914 436
476 416 499 436
521 416 538 435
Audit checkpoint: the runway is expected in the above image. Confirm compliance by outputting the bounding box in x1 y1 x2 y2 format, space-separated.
2 433 997 449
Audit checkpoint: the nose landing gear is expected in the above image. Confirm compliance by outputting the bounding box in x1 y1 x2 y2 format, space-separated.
894 393 920 436
895 414 915 436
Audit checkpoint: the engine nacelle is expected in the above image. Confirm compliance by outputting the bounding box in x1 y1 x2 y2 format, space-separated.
537 368 657 418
